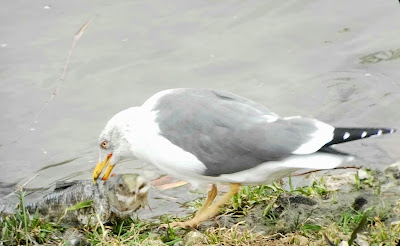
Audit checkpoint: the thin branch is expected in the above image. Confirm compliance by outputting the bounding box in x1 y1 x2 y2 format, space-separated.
3 174 39 199
324 233 336 246
6 20 92 147
32 19 92 124
293 166 360 177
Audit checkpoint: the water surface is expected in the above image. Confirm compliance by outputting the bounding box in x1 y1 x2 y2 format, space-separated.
1 0 399 215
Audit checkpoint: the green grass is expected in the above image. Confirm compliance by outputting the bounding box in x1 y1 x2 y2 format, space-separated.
0 192 66 245
292 177 329 197
229 183 283 215
354 172 363 190
338 209 371 234
227 177 329 216
85 218 158 245
322 205 400 246
1 171 399 245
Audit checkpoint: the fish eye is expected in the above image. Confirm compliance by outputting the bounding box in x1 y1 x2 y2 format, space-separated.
100 140 108 149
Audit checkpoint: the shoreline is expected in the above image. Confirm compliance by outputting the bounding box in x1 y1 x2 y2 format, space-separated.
1 163 400 245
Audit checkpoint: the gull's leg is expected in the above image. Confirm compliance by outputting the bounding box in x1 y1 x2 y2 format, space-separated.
167 183 240 228
196 184 218 215
162 184 217 229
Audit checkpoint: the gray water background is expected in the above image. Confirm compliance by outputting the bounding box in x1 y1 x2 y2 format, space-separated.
1 0 399 217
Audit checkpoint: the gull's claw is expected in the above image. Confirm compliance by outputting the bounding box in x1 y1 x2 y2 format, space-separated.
160 220 199 229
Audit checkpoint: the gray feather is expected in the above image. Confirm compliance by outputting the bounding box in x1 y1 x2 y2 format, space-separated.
153 89 326 176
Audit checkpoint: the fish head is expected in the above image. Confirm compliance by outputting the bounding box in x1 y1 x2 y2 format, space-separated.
106 173 150 212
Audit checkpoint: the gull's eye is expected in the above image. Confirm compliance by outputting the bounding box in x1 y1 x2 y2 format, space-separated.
100 140 108 149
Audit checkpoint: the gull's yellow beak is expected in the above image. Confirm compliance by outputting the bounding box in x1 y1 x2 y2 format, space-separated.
93 153 115 183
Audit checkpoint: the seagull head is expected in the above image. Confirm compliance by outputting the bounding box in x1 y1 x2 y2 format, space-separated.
93 108 140 183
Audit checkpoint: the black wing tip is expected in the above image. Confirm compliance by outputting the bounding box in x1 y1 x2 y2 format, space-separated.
324 127 396 147
380 128 396 135
318 146 350 156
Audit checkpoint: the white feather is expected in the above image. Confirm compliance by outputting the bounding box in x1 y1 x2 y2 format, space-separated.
283 116 301 120
206 152 353 185
292 120 334 155
113 107 207 181
262 115 278 122
142 89 175 110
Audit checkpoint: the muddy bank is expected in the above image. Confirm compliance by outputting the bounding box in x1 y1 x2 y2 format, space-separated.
2 163 400 245
183 163 400 245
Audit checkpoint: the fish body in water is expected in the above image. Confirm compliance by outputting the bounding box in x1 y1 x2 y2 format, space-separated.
0 174 150 225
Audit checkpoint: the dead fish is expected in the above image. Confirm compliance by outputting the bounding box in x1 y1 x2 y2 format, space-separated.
0 173 150 225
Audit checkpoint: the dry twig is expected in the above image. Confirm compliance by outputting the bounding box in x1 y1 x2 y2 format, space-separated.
3 174 39 199
6 20 92 147
293 166 360 177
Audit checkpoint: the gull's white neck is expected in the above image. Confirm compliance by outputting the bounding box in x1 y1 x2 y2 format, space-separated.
110 106 207 182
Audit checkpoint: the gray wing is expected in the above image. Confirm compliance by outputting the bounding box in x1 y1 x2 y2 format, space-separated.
152 89 333 176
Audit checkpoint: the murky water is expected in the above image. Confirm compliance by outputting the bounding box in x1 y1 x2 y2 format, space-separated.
1 0 399 216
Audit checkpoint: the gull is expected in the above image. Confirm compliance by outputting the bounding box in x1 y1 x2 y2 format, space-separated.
92 88 395 228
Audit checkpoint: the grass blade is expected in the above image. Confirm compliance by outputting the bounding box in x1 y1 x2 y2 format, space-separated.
58 200 93 223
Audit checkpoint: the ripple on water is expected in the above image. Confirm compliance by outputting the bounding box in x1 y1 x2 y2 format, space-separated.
360 48 400 64
272 69 400 167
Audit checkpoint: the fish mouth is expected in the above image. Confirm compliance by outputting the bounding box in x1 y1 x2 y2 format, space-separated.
93 153 115 183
